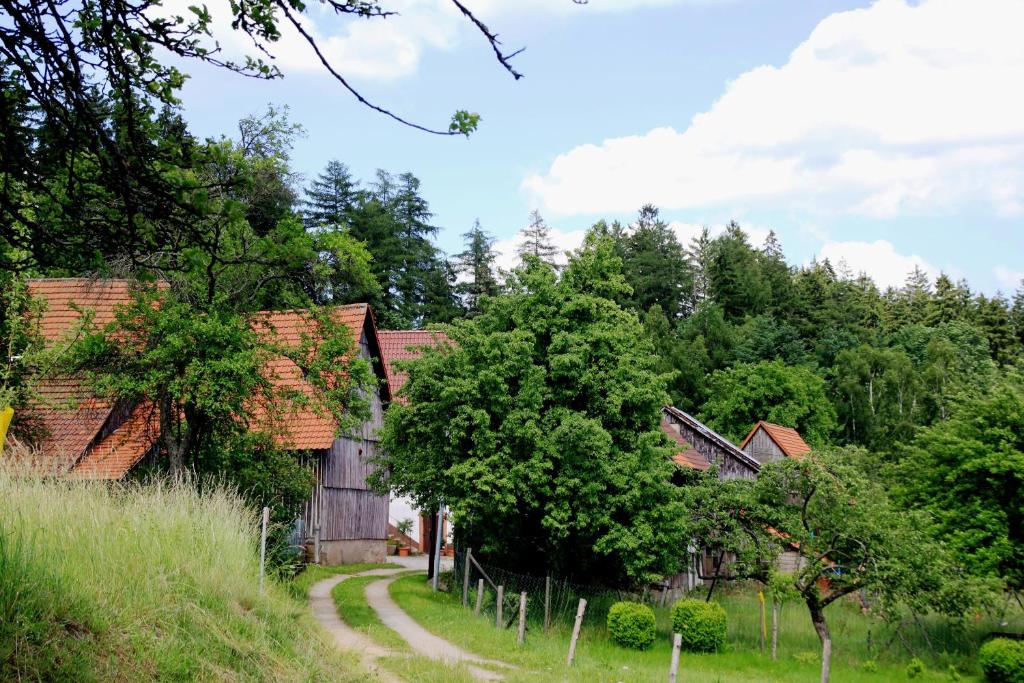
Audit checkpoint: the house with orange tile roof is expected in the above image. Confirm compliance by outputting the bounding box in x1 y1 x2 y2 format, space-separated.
739 420 812 464
660 405 812 593
16 278 393 565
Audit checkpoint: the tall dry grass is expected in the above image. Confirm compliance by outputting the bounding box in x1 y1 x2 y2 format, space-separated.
0 464 366 681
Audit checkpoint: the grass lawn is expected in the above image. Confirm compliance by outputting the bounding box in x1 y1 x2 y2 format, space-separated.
388 574 979 683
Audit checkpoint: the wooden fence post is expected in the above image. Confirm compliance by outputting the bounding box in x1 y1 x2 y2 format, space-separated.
758 590 767 653
258 506 269 594
462 548 472 607
517 592 527 645
566 598 587 666
496 585 504 628
544 575 552 631
668 633 682 683
475 578 484 616
771 600 779 660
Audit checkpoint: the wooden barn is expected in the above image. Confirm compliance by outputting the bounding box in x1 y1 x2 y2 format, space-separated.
16 278 392 564
660 405 811 591
661 405 760 479
740 420 811 464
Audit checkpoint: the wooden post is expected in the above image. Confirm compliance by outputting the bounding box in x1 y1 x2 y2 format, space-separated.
566 598 587 666
759 590 767 653
544 575 552 631
432 504 444 592
668 633 682 683
771 600 779 660
475 578 484 616
496 585 504 628
258 506 270 594
660 585 668 608
462 548 472 607
517 592 527 645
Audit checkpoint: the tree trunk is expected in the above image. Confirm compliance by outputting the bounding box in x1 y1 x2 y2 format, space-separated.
425 509 437 581
160 395 185 477
809 600 832 683
771 600 779 660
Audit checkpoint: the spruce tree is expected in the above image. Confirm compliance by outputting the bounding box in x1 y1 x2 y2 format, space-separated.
517 210 560 266
621 204 693 319
454 219 501 314
687 227 714 308
304 160 361 229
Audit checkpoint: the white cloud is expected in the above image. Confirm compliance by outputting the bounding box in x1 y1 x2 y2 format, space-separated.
994 265 1024 291
817 240 938 290
524 0 1024 217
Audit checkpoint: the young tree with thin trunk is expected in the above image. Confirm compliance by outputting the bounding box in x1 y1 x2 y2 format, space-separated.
517 210 560 267
745 452 969 683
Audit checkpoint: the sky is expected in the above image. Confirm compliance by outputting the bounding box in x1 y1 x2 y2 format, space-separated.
174 0 1024 295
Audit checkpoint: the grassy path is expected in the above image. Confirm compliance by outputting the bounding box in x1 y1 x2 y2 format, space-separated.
364 574 513 681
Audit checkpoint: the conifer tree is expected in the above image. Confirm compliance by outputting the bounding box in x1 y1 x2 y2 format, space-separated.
621 204 693 318
517 210 560 266
974 293 1017 365
304 160 361 229
687 227 714 308
927 273 972 324
454 219 501 314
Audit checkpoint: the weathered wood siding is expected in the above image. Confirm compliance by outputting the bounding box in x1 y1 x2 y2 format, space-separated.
667 411 758 481
320 488 388 540
304 324 389 543
742 427 785 465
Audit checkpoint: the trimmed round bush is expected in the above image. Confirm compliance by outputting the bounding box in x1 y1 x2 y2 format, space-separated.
671 599 727 653
607 601 657 650
979 638 1024 683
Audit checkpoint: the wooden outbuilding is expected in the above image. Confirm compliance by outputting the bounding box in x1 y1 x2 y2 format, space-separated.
739 420 811 464
17 278 392 564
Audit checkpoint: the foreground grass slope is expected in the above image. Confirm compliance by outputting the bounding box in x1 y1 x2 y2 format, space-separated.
0 469 368 682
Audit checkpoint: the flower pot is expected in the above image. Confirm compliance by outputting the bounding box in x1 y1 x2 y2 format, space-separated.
398 546 410 557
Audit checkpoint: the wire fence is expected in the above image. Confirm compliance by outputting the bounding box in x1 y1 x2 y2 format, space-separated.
452 549 664 633
448 549 1024 667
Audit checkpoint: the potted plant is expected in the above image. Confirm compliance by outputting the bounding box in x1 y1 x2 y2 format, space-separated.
395 518 414 556
386 538 400 556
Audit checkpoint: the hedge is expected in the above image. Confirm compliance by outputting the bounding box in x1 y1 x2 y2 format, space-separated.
671 599 727 653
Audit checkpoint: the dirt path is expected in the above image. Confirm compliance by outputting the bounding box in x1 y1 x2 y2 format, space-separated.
364 574 513 681
308 568 406 683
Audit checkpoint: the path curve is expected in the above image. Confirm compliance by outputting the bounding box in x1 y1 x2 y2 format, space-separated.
365 574 513 681
309 568 406 683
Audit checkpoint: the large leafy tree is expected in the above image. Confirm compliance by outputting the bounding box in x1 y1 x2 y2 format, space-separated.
895 371 1024 590
375 240 688 585
700 360 837 446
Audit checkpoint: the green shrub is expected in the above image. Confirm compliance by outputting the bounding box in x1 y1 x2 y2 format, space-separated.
607 601 657 650
671 599 727 653
979 638 1024 683
861 659 878 673
906 657 925 678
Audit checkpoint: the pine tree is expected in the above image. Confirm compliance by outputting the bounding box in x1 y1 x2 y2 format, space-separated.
621 204 693 318
687 227 714 308
901 265 933 325
454 219 501 314
1011 281 1024 353
758 230 794 315
517 210 560 266
304 160 361 229
927 273 971 325
973 293 1017 365
707 222 769 320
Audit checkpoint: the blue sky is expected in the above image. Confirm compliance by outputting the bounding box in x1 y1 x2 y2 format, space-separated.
175 0 1024 295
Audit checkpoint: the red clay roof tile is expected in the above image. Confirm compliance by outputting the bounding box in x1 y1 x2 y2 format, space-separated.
378 330 450 402
661 419 711 471
739 421 812 459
